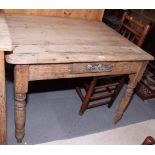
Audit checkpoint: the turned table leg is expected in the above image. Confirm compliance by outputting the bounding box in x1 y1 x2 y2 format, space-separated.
14 65 29 143
114 61 148 123
0 52 7 145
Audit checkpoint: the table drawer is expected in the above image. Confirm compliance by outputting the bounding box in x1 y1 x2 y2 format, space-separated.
71 62 139 74
29 62 140 81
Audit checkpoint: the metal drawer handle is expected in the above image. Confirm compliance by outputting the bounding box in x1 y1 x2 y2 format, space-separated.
86 64 114 72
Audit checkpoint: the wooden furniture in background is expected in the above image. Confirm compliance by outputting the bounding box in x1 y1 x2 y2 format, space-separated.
116 12 155 101
128 10 155 100
0 9 104 145
76 12 150 115
3 9 104 21
76 76 124 115
103 10 155 101
116 12 150 47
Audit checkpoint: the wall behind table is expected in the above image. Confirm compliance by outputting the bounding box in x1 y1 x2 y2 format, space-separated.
3 9 104 21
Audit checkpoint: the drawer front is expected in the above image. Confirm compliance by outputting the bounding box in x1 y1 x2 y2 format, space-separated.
71 62 139 74
29 62 140 81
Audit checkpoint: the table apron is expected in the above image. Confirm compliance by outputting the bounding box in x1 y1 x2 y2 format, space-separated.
28 61 141 81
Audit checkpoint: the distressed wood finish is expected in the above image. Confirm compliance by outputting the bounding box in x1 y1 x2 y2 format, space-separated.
114 61 148 123
0 13 12 144
5 15 152 64
28 62 140 81
4 9 104 21
0 14 154 143
0 52 6 144
6 45 152 64
0 11 103 144
14 65 29 143
0 14 12 51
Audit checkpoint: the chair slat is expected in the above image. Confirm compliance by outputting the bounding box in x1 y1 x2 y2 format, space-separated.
122 24 141 37
87 100 110 109
90 92 113 100
123 28 127 37
125 15 146 28
95 82 119 90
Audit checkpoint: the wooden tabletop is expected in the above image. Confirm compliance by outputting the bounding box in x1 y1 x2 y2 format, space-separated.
0 14 12 51
0 14 153 64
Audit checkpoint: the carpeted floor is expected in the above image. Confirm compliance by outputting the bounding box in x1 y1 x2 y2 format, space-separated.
6 78 155 145
42 119 155 145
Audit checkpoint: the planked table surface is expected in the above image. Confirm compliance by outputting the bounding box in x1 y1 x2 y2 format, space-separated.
4 14 153 64
0 13 154 144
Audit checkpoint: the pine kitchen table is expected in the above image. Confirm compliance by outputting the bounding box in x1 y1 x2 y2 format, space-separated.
0 13 154 144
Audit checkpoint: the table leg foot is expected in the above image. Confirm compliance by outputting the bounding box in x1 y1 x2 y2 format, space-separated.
114 112 123 124
79 110 84 116
16 129 25 143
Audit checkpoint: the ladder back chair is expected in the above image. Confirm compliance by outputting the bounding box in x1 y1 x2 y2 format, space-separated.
116 12 150 47
76 12 150 115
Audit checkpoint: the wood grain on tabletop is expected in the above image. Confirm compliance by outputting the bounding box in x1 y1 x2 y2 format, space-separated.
0 14 12 51
4 14 153 64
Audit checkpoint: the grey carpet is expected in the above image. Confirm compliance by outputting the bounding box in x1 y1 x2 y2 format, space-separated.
6 78 155 145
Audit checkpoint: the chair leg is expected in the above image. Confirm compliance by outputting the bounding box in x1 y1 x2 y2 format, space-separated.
75 86 84 102
108 77 125 108
14 65 29 143
79 77 97 115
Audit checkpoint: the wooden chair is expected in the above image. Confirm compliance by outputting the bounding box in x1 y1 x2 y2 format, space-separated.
76 12 150 115
76 76 125 115
116 12 150 47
